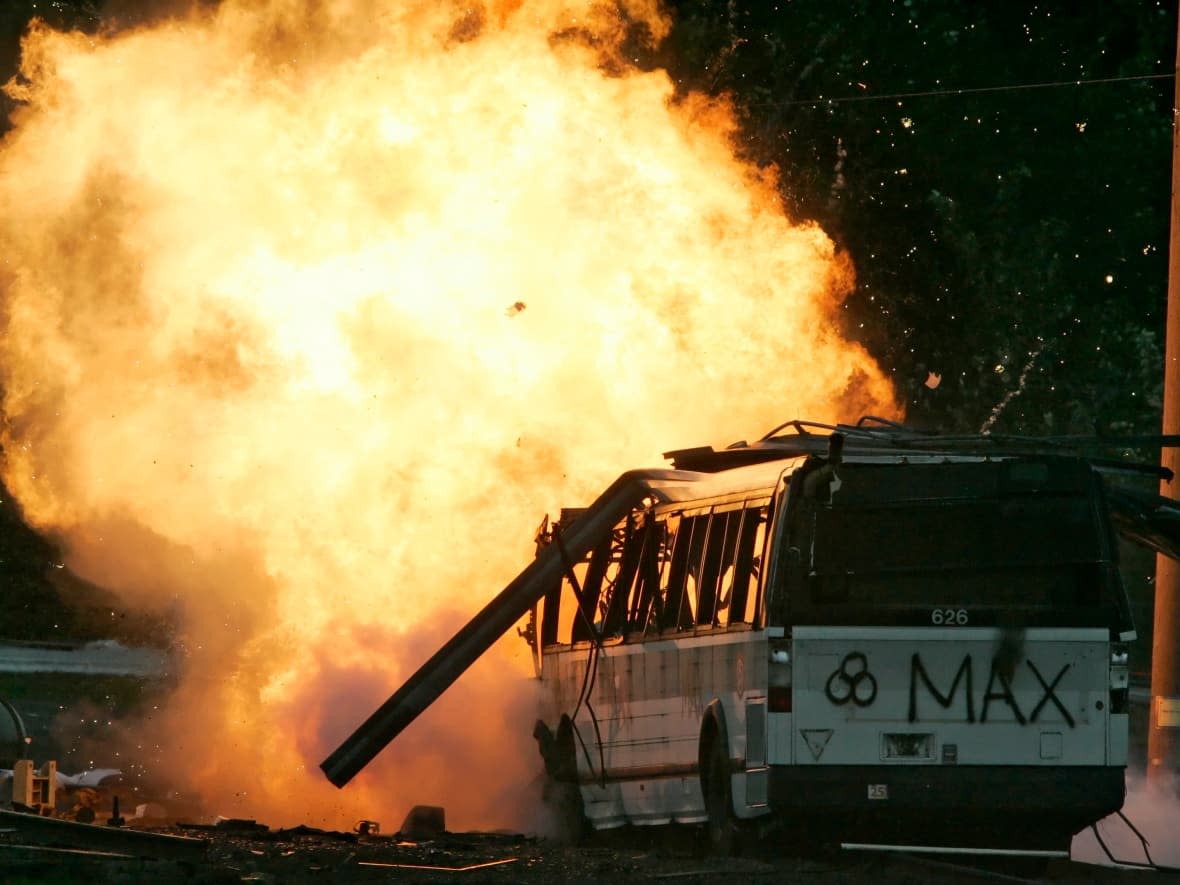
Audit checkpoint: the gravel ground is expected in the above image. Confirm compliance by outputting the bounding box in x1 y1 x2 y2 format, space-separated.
3 816 1179 884
2 666 1175 884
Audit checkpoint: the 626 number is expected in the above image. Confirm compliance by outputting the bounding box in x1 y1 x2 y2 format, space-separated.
931 608 968 626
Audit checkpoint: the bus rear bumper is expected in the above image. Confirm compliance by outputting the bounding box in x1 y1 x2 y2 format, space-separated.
766 764 1125 846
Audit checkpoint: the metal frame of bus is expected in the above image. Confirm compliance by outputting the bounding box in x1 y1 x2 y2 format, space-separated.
531 446 1134 853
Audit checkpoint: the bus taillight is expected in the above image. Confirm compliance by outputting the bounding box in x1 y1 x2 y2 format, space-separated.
1110 644 1130 714
769 686 792 713
769 638 792 713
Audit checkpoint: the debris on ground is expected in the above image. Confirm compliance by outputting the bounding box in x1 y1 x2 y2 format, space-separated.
399 803 446 840
3 809 1180 883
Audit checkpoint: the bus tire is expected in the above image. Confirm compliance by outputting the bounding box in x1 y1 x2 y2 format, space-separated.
543 777 587 844
703 737 736 856
535 715 587 843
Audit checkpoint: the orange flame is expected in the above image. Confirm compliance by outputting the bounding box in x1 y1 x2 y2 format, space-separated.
0 0 896 829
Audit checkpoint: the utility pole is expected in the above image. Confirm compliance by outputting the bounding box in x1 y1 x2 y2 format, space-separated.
1147 3 1180 785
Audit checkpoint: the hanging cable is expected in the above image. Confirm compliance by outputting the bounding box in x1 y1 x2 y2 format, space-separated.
1116 810 1156 867
1088 810 1180 873
554 527 609 787
766 71 1173 108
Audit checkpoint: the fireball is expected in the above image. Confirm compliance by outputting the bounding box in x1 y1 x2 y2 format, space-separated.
0 0 895 828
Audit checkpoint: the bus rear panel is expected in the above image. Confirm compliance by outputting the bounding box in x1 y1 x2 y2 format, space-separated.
767 455 1130 848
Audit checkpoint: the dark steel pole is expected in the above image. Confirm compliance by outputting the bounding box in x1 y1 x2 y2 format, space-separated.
1147 4 1180 785
320 469 689 788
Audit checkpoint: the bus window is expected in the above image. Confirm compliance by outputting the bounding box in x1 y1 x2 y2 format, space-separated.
609 502 770 637
661 513 707 631
570 534 613 643
539 519 621 647
547 557 591 646
626 518 665 636
784 460 1131 630
716 563 735 625
540 573 561 647
729 505 768 626
697 509 741 626
600 514 643 638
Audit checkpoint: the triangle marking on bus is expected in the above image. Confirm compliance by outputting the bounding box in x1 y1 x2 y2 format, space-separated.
801 728 834 761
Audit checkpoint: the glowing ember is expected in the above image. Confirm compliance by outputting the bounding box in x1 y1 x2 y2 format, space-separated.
0 1 896 829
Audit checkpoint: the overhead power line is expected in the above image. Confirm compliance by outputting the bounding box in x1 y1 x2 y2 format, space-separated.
777 71 1175 107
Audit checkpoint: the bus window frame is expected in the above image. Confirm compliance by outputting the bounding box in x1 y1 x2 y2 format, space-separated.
539 491 777 652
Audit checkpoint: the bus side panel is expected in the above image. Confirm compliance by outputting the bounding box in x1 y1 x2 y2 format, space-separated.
1109 713 1129 766
767 712 793 765
543 630 769 828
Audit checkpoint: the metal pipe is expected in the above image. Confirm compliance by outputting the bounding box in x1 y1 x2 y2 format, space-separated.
319 469 691 788
840 843 1069 858
1148 2 1180 784
0 809 207 860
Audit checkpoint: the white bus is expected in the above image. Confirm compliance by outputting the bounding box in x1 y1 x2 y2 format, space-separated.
530 424 1136 856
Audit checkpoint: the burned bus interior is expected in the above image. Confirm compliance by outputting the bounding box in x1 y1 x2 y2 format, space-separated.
534 496 770 648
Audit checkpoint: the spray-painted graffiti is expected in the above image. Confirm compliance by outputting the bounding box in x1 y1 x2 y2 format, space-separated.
824 652 879 707
908 653 1076 727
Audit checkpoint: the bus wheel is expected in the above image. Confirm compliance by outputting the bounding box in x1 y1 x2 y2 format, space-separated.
535 716 586 844
703 739 736 856
542 777 587 844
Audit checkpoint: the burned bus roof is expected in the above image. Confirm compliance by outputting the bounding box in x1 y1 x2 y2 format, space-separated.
659 418 1180 564
664 416 1179 480
633 459 793 503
